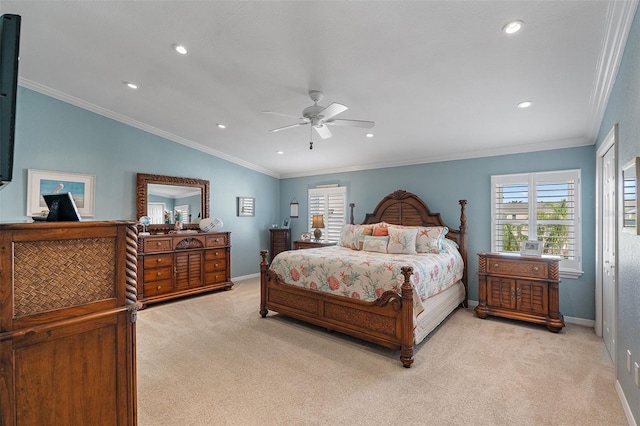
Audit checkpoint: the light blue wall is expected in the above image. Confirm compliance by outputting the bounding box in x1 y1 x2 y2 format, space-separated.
596 5 640 421
0 87 281 277
281 145 596 321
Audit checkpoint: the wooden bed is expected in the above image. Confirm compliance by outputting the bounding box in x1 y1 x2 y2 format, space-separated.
259 190 467 367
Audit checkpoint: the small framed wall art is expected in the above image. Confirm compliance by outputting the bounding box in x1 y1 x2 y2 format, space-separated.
27 169 95 217
237 196 255 217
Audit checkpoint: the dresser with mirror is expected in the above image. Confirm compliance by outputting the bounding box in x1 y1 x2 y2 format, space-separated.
136 173 233 305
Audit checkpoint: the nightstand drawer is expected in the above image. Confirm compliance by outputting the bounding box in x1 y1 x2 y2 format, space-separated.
487 258 548 279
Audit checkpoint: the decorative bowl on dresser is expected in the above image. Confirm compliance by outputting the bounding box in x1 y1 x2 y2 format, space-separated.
475 252 565 332
137 232 233 305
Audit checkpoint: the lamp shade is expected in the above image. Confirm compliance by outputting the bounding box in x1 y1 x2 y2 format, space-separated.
312 214 325 229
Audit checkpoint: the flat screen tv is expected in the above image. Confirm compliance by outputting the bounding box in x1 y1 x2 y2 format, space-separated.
44 193 82 222
0 14 21 190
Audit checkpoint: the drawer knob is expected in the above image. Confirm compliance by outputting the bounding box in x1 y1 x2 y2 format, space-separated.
157 272 162 276
156 285 161 290
214 263 219 268
215 238 220 242
493 263 499 268
215 251 219 256
533 266 539 272
156 242 162 247
156 258 162 263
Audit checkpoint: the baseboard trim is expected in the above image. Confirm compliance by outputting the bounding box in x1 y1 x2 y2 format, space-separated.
466 300 595 328
616 379 637 426
232 273 259 282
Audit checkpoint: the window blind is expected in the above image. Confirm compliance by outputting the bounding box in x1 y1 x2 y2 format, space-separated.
308 186 347 242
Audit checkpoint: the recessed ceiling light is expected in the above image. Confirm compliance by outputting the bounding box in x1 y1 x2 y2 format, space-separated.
365 133 374 138
174 44 188 55
503 20 523 34
125 82 138 90
217 124 226 129
517 100 532 109
276 150 284 155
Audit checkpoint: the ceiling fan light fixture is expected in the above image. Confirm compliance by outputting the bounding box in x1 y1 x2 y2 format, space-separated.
503 20 523 34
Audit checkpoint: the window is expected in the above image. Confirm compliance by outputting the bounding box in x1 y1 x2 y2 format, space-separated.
308 186 347 242
491 170 582 277
175 204 190 224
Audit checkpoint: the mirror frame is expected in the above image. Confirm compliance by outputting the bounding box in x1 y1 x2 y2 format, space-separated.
136 173 210 234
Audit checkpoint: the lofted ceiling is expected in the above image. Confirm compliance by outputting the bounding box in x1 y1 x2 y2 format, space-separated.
1 1 637 178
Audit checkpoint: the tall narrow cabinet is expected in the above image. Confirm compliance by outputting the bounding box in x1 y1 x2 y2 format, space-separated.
0 221 140 425
269 228 290 262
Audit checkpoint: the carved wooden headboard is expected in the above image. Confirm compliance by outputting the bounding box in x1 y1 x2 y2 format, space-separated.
349 190 468 304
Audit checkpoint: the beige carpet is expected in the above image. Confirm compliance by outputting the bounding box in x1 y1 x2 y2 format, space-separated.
136 278 627 426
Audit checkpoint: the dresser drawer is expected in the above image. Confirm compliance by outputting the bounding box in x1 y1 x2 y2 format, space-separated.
143 279 173 297
143 254 173 268
205 271 227 285
205 249 226 261
143 266 173 283
143 238 172 253
486 258 548 279
206 234 228 247
205 259 226 273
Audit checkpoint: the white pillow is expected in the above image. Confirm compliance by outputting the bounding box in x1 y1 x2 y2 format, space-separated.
362 236 389 253
387 226 418 254
338 224 355 248
416 226 448 253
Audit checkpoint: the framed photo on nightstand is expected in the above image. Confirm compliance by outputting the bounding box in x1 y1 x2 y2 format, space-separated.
520 240 543 256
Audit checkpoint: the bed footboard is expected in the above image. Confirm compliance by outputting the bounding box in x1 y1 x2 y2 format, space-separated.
260 250 414 367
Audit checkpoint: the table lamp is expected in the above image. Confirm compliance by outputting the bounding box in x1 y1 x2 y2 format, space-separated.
312 214 325 241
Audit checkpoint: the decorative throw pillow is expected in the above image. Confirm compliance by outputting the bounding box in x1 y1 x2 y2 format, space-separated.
338 224 355 248
415 226 448 253
362 236 390 253
351 224 374 250
387 226 418 254
372 222 389 236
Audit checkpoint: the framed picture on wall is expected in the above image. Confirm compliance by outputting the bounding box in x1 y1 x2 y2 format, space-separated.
27 169 95 217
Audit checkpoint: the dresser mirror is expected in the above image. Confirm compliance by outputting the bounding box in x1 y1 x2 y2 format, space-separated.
136 173 210 233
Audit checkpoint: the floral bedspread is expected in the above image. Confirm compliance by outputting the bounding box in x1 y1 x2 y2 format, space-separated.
270 242 463 316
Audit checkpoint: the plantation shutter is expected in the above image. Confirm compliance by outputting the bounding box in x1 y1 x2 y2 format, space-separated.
491 170 581 276
493 175 530 253
308 186 347 242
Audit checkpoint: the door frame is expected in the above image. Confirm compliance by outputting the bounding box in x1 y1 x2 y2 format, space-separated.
595 124 617 359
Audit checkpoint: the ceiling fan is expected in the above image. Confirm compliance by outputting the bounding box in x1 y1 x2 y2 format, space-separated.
264 90 375 149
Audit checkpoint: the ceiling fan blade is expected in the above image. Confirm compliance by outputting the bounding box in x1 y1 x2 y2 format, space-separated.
326 119 375 129
314 124 333 139
262 110 303 120
269 122 307 133
319 102 348 121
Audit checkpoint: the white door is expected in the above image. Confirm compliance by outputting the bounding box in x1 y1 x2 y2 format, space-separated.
148 202 166 224
601 144 616 361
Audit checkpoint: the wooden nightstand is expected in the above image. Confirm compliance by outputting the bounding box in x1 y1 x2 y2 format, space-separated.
293 240 337 250
475 252 565 332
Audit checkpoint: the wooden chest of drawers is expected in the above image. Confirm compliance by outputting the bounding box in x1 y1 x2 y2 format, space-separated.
138 232 233 304
269 228 290 262
475 252 564 332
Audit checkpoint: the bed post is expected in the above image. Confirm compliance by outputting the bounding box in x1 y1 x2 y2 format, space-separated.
259 250 269 317
458 200 468 308
400 266 414 368
349 203 355 225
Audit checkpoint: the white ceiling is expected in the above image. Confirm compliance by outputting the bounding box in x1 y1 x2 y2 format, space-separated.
1 1 637 178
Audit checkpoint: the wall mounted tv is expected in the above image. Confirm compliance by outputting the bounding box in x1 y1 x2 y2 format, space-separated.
0 14 21 190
